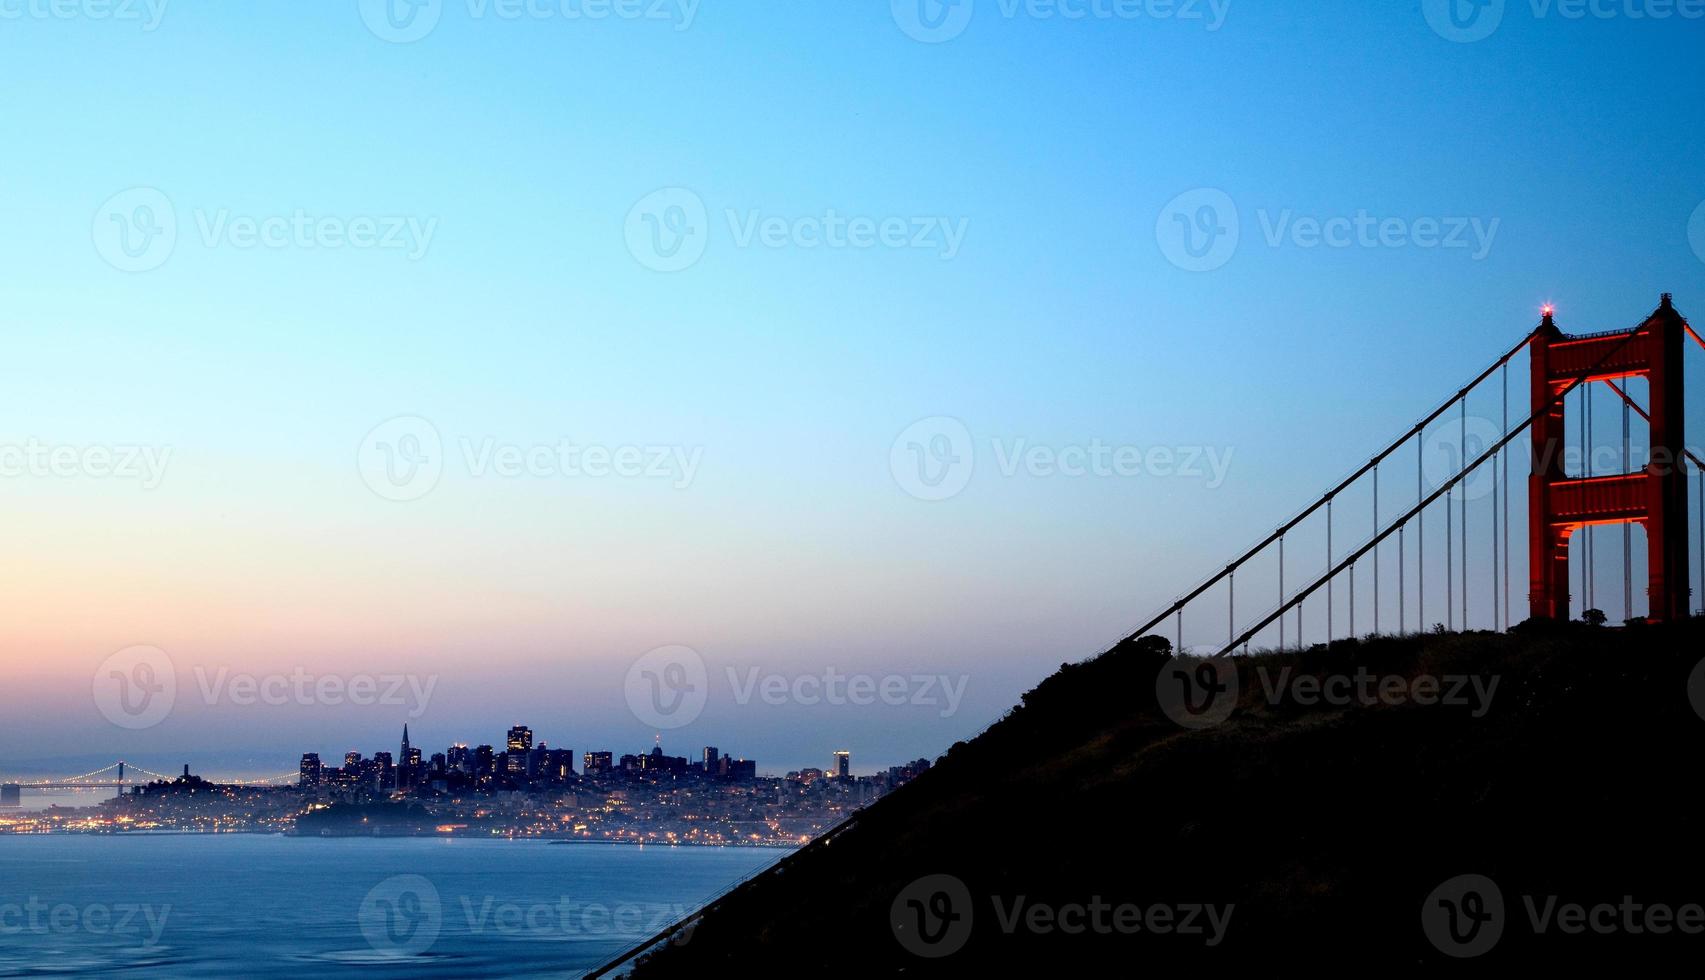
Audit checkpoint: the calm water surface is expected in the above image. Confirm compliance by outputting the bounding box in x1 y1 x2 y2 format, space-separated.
0 834 783 977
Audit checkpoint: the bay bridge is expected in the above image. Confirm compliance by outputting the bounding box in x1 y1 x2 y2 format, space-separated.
0 761 300 797
1127 294 1705 656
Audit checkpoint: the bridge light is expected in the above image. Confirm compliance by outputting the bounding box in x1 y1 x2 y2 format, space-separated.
1541 303 1555 317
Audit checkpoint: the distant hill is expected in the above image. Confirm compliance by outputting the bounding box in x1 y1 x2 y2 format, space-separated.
620 619 1705 973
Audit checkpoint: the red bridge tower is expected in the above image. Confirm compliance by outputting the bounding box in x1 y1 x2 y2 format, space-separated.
1529 294 1691 622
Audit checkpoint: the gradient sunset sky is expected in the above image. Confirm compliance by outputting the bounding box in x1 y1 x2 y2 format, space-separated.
2 2 1703 775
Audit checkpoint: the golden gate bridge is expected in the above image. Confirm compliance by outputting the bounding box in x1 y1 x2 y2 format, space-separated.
1127 294 1705 656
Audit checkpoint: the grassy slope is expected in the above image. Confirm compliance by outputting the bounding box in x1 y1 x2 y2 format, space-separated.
628 620 1705 974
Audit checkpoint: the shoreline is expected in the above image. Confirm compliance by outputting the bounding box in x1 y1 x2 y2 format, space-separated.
0 828 804 848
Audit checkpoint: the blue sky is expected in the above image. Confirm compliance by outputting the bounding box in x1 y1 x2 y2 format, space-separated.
2 1 1703 775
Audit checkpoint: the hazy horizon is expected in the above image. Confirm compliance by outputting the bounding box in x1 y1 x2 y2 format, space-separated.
4 3 1704 775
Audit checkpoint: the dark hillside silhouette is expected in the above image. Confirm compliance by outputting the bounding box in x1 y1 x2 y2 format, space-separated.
621 619 1705 973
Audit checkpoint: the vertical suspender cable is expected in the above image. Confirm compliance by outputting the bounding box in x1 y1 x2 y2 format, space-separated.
1374 465 1381 634
1461 398 1469 630
1492 403 1501 631
1349 561 1356 639
1623 396 1632 621
1418 437 1425 630
1399 526 1406 632
1327 498 1334 641
1581 384 1589 615
1446 484 1454 631
1502 362 1510 626
1279 536 1286 650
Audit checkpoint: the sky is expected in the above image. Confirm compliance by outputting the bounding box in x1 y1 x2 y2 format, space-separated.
2 1 1704 776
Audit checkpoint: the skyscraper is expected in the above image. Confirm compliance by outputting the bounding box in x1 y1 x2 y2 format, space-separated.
298 753 322 788
703 746 719 771
833 750 850 781
399 724 412 784
507 726 533 753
